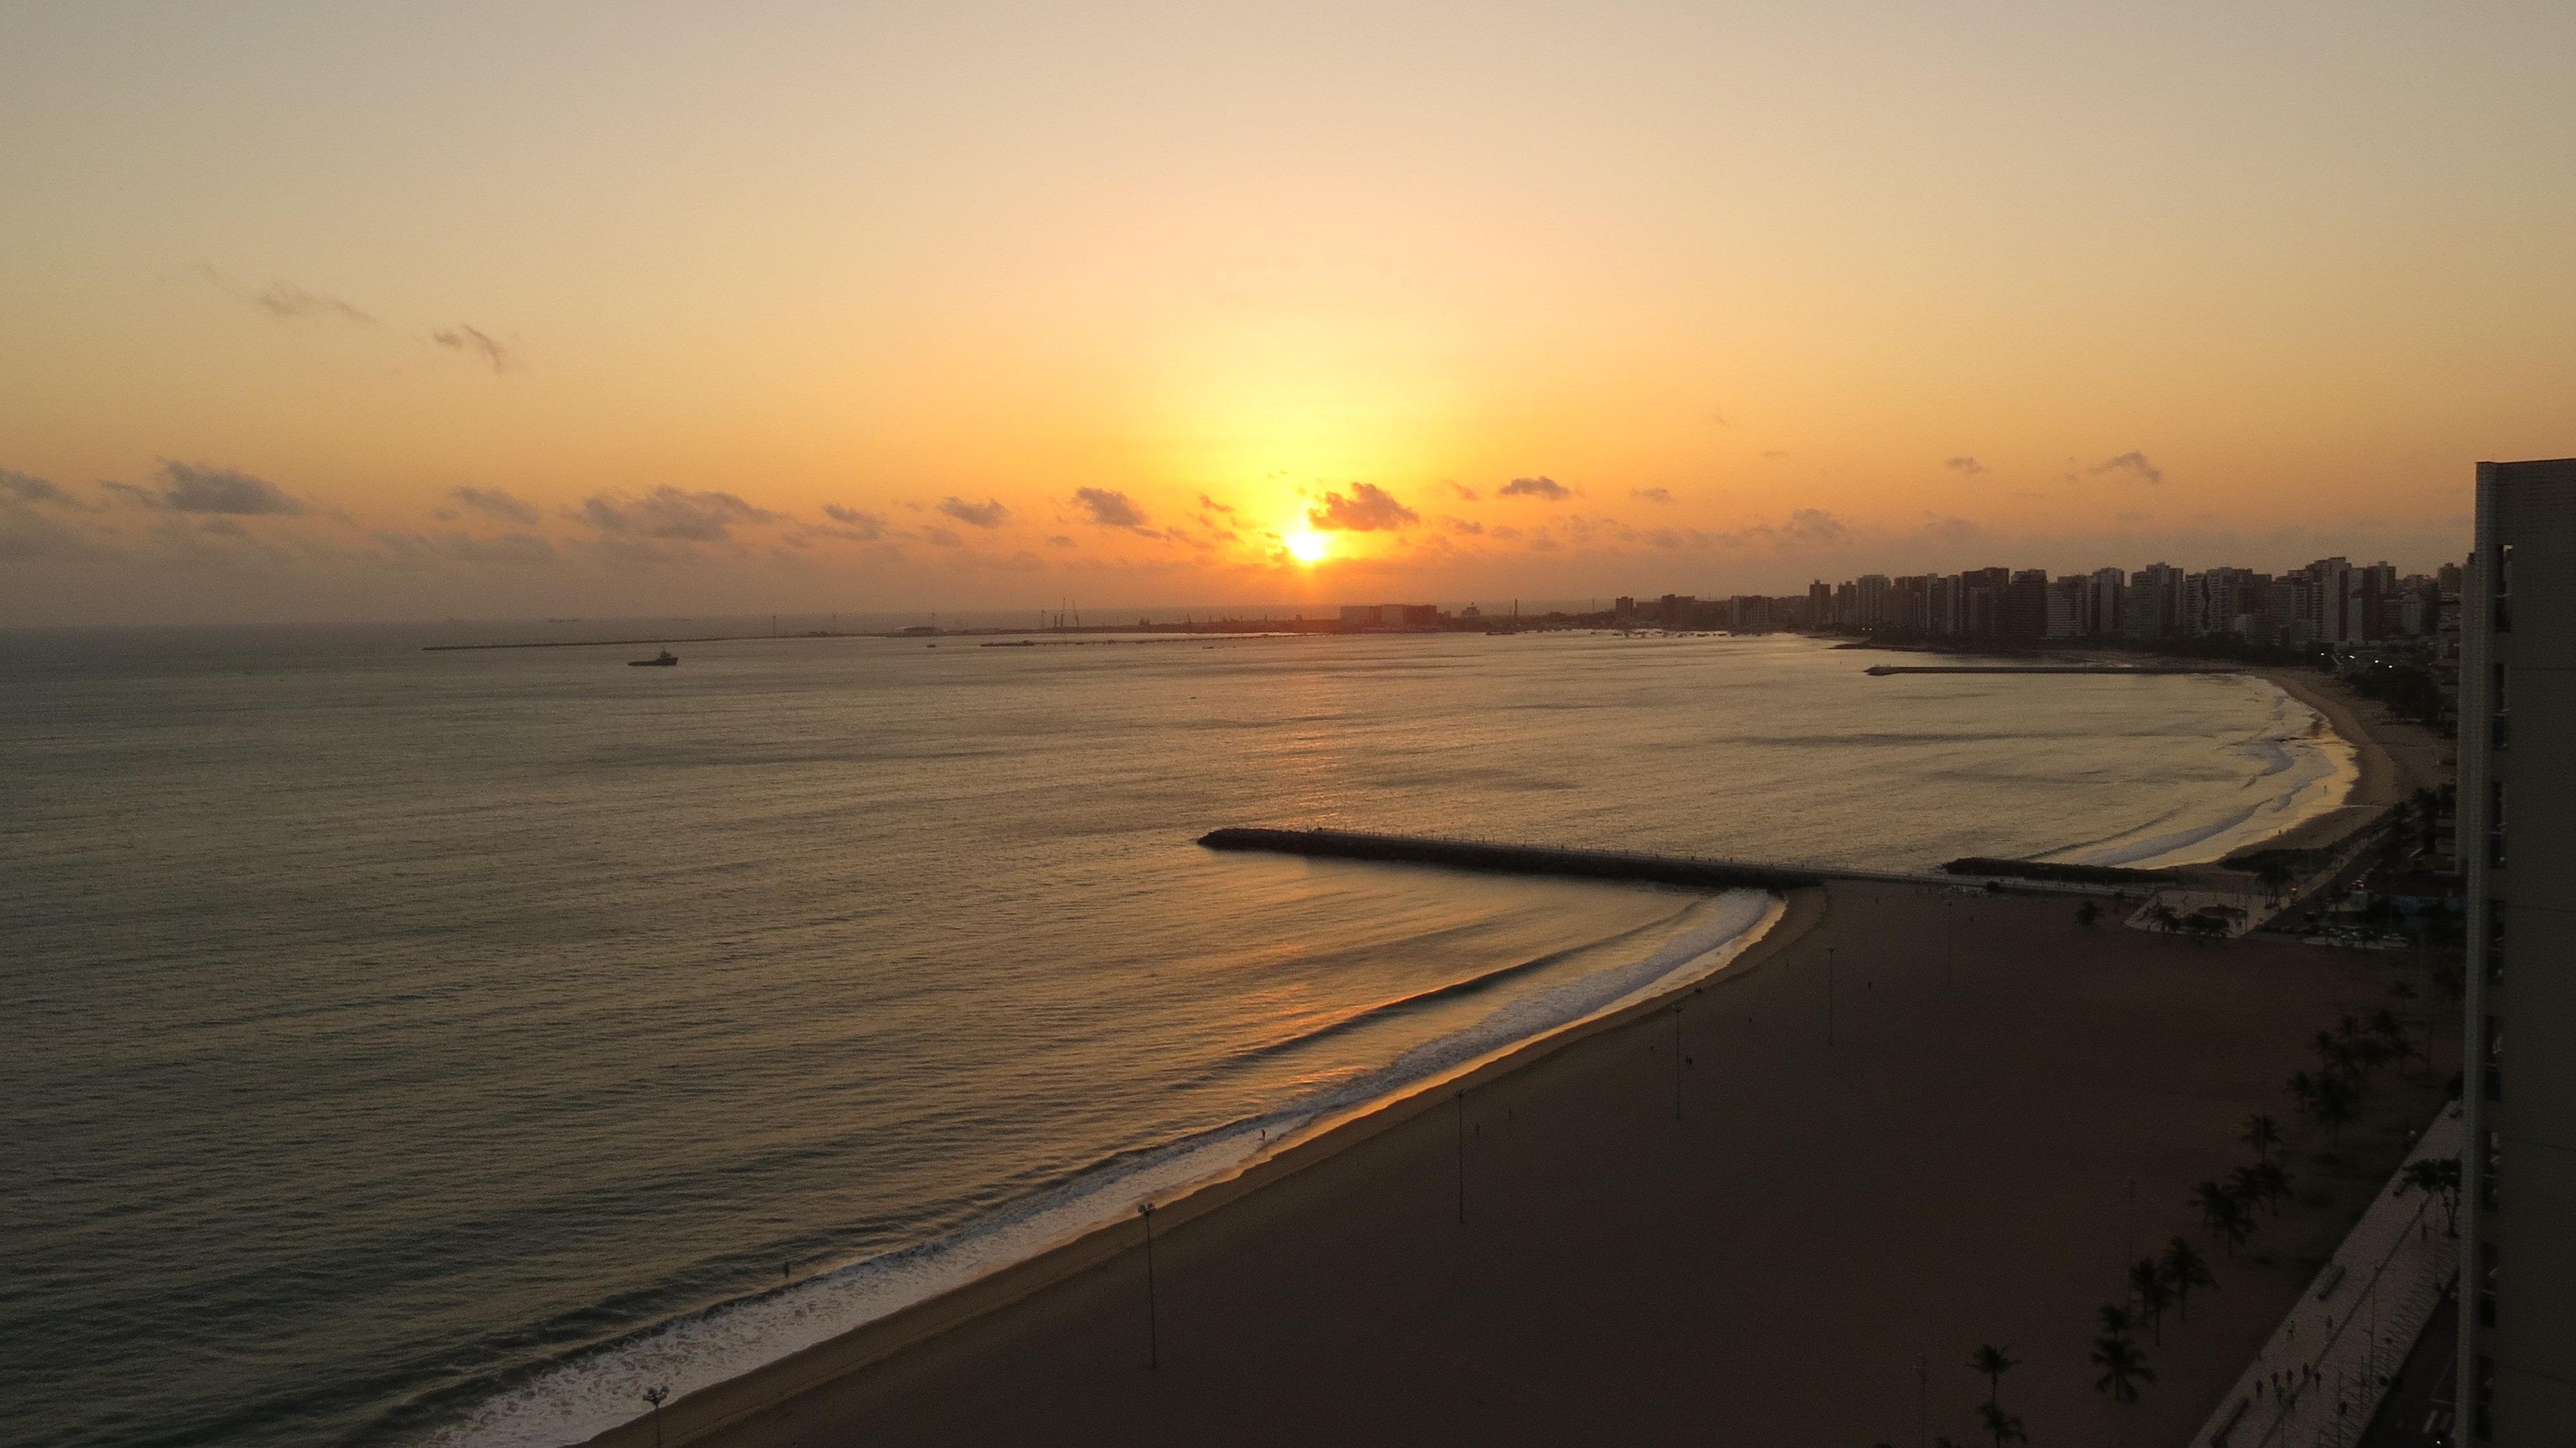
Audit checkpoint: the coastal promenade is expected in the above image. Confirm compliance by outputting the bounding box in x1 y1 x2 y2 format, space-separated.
2192 1104 2463 1448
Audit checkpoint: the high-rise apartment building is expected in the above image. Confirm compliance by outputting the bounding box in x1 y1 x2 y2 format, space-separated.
2458 457 2576 1443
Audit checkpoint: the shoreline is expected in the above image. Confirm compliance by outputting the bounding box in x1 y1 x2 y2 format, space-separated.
614 875 2452 1448
544 665 2442 1447
513 893 1806 1448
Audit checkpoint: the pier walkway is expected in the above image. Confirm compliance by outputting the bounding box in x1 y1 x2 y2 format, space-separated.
1196 827 2134 897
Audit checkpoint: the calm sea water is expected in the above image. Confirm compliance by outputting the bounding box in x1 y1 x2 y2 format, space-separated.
0 626 2341 1448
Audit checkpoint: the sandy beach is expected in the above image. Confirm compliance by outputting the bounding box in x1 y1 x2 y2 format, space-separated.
2238 667 2448 857
590 881 2453 1445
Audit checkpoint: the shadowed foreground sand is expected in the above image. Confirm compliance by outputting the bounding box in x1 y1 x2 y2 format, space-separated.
591 875 2453 1448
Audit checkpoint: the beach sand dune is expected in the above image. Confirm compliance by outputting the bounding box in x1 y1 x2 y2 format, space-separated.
596 875 2454 1448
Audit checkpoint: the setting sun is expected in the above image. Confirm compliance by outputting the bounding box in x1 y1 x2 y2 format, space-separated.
1285 530 1331 566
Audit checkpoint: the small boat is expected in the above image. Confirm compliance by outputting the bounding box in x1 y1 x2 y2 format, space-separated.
629 650 678 667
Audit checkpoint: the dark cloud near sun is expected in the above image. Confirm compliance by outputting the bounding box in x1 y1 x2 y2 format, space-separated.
2091 450 2164 485
1196 493 1235 515
431 325 517 374
1499 475 1570 500
939 496 1010 529
106 460 310 515
1307 482 1419 533
577 486 781 542
450 486 539 524
1072 488 1152 530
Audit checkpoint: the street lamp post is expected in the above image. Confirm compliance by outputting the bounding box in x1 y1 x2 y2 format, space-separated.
1139 1203 1159 1371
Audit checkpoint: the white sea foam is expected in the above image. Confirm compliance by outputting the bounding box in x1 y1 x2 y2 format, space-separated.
422 890 1781 1448
2040 676 2358 870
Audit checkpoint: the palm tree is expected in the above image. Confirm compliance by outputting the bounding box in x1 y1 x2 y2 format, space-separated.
2400 1156 2464 1236
2130 1256 2173 1340
1976 1402 2029 1447
2147 900 2181 933
2241 1113 2280 1165
2090 1334 2154 1403
2249 1159 2293 1216
2076 899 2101 928
2097 1301 2135 1338
1969 1344 2020 1407
2255 857 2294 903
2160 1237 2215 1322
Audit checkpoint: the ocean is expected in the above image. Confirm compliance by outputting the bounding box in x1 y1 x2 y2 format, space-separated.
0 625 2347 1448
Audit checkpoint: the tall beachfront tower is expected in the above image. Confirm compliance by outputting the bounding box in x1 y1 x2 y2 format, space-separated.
2458 457 2576 1442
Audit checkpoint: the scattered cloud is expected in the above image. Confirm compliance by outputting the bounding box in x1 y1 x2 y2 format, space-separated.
920 525 965 548
431 325 517 374
1440 515 1485 535
1307 482 1419 533
376 529 558 566
1 469 79 508
108 460 310 516
1499 475 1570 500
1448 481 1481 502
1045 533 1077 548
940 496 1009 529
1072 487 1152 531
2092 450 2164 485
820 504 887 539
1630 486 1674 504
576 486 780 542
1944 456 1985 476
246 280 378 327
1197 494 1235 515
450 486 539 524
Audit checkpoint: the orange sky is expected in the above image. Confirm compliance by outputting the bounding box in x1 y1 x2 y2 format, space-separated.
3 3 2570 624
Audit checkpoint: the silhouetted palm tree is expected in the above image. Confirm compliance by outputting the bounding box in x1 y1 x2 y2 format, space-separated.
2097 1301 2135 1338
1969 1345 2020 1407
2241 1113 2280 1165
2160 1237 2215 1321
2076 899 2100 928
2255 859 2294 904
2130 1256 2172 1341
2249 1159 2293 1216
1976 1402 2028 1447
2090 1335 2153 1403
2400 1156 2464 1236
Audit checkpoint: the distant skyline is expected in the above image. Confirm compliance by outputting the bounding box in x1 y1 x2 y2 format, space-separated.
5 3 2571 625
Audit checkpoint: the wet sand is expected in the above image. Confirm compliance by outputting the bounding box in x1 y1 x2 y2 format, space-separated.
591 869 2453 1448
2242 668 2447 857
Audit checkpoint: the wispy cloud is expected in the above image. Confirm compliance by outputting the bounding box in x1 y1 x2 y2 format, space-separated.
2092 450 2164 485
820 504 887 539
1447 481 1481 502
107 461 310 516
1307 482 1419 533
1944 456 1985 475
450 486 538 524
1630 486 1674 504
576 486 780 542
1499 475 1570 500
1 469 81 508
940 496 1009 529
431 325 517 374
1072 487 1152 531
238 276 378 327
1196 493 1235 515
